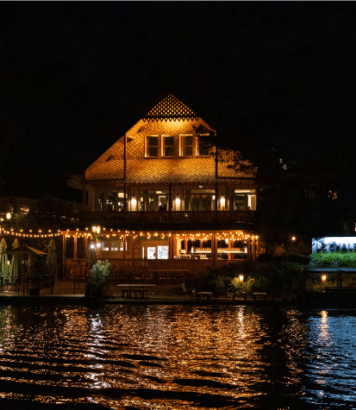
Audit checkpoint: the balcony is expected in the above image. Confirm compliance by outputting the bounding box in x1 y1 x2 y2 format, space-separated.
78 210 256 230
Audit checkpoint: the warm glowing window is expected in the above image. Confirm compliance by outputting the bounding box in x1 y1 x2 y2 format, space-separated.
181 135 193 156
197 136 210 156
147 136 159 157
233 189 257 211
162 136 174 157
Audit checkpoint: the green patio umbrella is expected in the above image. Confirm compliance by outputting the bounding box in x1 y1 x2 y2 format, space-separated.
46 239 57 282
0 238 8 280
10 238 20 283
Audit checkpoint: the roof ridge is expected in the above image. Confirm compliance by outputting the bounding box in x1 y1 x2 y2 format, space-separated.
143 94 199 122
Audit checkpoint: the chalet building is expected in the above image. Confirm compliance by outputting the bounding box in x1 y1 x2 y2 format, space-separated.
67 95 260 279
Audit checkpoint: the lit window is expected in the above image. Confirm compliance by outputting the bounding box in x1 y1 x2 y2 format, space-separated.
181 135 193 156
147 136 159 157
233 190 257 211
147 247 156 259
158 246 169 259
162 136 174 157
197 136 210 156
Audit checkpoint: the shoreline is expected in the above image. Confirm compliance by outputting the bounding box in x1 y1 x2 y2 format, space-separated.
0 294 297 306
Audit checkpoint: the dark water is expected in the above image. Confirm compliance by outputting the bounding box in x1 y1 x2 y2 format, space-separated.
0 304 354 409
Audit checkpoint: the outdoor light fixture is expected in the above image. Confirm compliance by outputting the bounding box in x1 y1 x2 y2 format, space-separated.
92 225 101 234
90 243 95 249
321 274 327 283
6 213 11 220
291 236 296 241
220 195 225 208
239 274 244 282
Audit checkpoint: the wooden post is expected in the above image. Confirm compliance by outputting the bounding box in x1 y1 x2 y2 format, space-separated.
247 235 251 259
84 236 88 262
215 181 218 215
213 233 217 268
124 133 127 180
169 233 174 260
74 235 78 259
62 234 66 279
123 234 126 259
132 236 135 276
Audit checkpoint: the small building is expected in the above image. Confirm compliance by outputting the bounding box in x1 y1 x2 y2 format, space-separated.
66 95 261 278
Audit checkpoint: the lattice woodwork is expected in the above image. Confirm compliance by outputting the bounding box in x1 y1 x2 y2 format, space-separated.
143 94 199 122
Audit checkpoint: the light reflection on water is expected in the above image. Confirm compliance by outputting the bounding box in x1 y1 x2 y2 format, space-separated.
0 305 354 409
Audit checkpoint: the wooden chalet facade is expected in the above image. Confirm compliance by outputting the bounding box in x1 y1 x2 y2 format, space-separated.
66 95 260 279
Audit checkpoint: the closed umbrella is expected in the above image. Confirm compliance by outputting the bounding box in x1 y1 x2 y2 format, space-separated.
0 238 8 281
46 239 57 283
86 240 96 267
11 238 20 283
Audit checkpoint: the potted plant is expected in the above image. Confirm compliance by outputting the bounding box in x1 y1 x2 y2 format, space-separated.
86 260 111 298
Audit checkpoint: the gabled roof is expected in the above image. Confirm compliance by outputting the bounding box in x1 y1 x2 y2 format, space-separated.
143 94 199 122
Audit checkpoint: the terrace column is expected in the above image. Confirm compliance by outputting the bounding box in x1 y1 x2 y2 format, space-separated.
84 236 88 261
74 235 78 259
215 181 218 222
169 234 174 259
228 237 231 260
132 236 135 276
212 233 217 268
62 234 66 278
248 235 251 259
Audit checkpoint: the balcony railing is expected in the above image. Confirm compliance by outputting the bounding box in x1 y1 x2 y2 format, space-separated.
78 210 255 227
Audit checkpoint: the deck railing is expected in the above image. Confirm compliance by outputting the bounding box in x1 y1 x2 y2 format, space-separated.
78 210 255 225
65 258 244 280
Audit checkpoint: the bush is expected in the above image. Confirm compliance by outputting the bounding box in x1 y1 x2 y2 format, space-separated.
193 256 304 296
230 276 254 296
310 252 356 268
86 260 111 296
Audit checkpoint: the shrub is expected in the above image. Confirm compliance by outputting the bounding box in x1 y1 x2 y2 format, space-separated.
309 252 356 268
86 260 111 296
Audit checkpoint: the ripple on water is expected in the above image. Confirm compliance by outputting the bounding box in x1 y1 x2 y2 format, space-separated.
0 305 354 409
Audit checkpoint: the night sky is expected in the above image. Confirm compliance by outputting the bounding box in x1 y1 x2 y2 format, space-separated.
0 3 355 199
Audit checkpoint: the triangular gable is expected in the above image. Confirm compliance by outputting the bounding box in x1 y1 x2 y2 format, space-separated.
84 95 256 183
143 94 199 122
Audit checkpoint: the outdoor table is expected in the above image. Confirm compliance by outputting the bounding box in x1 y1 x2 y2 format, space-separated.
196 291 213 300
253 292 268 301
117 284 156 299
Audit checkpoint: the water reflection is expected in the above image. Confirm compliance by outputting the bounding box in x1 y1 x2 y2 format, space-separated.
0 305 353 408
302 310 356 408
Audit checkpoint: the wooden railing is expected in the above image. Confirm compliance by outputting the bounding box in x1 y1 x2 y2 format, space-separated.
65 257 244 280
78 210 255 225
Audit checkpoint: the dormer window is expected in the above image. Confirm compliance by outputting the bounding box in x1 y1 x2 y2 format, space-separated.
162 136 174 157
147 136 159 157
181 135 193 157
